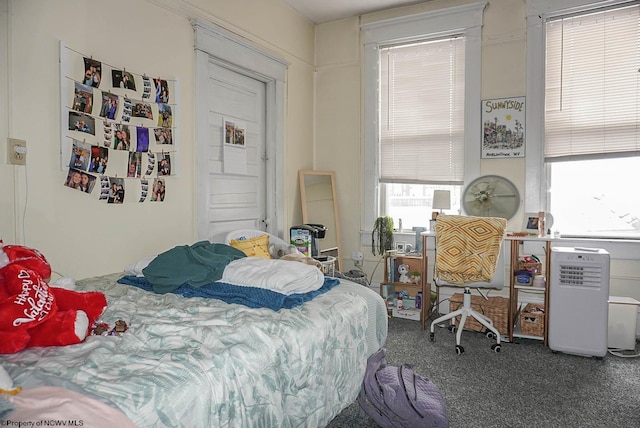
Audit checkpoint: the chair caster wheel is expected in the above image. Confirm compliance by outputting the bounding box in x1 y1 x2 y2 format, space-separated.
428 333 435 342
448 325 457 334
486 331 496 340
491 344 501 353
455 345 464 355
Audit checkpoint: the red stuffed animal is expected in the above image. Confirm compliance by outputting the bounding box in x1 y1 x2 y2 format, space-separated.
0 241 107 354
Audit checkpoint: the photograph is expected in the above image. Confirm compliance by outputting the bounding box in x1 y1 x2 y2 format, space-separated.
99 189 109 200
158 154 171 176
99 92 118 120
82 57 102 88
154 78 170 103
133 102 153 119
89 146 108 174
153 127 173 144
142 76 152 99
63 168 95 194
522 212 553 233
68 111 95 135
72 82 94 114
139 179 149 203
112 69 136 91
145 152 156 175
68 139 91 171
113 124 131 150
234 127 245 146
127 152 142 178
103 120 112 136
158 104 172 128
151 178 165 202
107 177 125 204
224 119 246 146
80 172 97 193
136 127 149 152
225 120 234 145
121 98 133 123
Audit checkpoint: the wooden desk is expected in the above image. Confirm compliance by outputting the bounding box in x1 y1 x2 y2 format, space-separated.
423 232 554 345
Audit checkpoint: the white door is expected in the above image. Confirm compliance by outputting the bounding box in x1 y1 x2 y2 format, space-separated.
199 61 267 242
194 20 288 243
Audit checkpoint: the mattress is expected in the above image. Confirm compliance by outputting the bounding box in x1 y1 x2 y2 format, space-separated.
0 273 387 427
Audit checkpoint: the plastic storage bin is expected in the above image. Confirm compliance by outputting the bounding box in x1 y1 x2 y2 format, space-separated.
514 270 532 285
608 296 640 350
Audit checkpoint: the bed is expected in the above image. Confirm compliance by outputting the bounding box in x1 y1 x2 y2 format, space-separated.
0 255 387 427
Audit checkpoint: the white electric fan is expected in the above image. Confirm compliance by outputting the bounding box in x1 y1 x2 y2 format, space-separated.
462 175 520 220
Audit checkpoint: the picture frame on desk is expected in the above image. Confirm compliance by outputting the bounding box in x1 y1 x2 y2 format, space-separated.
395 241 406 254
523 211 554 235
525 214 539 231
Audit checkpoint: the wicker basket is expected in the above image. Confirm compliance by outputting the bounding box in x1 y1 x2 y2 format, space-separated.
520 303 545 337
516 260 543 274
449 293 508 335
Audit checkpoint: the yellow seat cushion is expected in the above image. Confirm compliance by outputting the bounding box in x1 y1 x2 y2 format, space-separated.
228 234 271 258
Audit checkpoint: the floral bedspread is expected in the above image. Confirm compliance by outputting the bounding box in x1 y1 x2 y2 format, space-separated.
0 273 387 428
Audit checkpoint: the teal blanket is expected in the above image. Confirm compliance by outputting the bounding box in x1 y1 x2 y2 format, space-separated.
142 241 246 293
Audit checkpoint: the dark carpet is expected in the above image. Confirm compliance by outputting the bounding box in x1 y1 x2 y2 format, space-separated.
327 316 640 428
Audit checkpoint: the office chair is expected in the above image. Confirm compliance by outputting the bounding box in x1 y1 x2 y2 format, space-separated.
428 215 507 354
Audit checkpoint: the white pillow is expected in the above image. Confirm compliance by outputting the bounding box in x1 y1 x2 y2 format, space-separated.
220 257 324 295
124 255 157 277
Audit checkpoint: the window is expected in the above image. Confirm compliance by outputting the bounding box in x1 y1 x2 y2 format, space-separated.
549 158 640 237
362 3 485 231
543 2 640 238
383 183 462 230
379 37 465 229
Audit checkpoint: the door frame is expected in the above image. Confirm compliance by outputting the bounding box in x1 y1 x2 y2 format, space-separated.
193 19 288 240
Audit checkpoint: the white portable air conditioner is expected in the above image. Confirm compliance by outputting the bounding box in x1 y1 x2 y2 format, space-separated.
549 247 610 358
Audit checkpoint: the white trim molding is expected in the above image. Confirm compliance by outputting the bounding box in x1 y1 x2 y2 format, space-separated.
360 2 486 231
192 19 289 239
524 0 634 212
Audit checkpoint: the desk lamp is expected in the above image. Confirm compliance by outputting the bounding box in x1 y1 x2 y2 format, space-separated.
432 190 451 215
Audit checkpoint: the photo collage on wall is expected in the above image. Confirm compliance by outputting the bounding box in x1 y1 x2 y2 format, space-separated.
61 46 177 204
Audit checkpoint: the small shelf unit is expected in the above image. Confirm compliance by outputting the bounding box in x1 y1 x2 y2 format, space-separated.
380 252 429 329
507 236 552 346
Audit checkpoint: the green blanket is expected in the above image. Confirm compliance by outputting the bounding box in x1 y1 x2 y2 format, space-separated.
142 241 246 293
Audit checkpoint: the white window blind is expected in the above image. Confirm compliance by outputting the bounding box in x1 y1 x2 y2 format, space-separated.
379 36 465 184
545 3 640 160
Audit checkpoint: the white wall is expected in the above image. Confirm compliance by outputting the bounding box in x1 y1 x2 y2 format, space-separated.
0 0 316 279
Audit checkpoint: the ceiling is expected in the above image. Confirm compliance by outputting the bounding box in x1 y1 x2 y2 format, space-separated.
282 0 428 24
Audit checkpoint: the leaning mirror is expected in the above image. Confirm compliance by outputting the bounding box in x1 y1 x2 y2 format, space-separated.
299 170 342 271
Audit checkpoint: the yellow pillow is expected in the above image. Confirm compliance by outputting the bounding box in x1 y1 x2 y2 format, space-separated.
229 234 271 258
